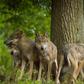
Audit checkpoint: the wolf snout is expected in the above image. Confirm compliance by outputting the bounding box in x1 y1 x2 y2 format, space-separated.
41 46 44 51
41 45 48 51
11 50 19 56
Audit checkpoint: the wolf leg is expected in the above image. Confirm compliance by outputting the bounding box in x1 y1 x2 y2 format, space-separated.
56 55 64 84
18 60 25 80
28 60 33 80
47 61 52 81
38 61 42 80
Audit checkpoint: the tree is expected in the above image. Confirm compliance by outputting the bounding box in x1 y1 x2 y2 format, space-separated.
51 0 83 50
0 0 51 38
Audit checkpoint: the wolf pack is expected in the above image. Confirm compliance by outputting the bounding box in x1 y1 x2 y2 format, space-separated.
4 30 84 84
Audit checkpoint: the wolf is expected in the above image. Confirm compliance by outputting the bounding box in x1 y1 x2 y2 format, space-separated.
35 33 59 83
57 43 84 84
4 30 39 80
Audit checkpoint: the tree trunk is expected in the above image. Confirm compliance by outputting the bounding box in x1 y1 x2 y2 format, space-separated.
51 0 83 50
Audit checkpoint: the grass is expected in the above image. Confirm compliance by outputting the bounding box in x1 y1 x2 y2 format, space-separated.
0 68 84 84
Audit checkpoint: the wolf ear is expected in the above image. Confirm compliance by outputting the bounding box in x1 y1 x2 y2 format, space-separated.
17 30 23 35
35 32 40 37
15 29 23 34
44 32 48 37
15 29 24 39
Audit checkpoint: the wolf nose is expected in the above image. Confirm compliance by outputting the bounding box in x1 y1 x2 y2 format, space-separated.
41 46 44 50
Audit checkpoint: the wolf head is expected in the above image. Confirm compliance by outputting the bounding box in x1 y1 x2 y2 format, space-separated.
35 33 49 50
4 30 22 67
10 46 21 67
4 29 24 47
10 45 20 56
35 33 50 60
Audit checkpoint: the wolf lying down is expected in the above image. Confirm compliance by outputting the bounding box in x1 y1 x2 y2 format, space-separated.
4 30 84 84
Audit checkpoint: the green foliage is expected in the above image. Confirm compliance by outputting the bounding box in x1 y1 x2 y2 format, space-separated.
0 0 51 38
0 0 51 83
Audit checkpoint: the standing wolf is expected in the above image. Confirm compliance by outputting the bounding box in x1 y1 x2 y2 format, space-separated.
5 30 39 80
35 33 59 83
58 43 84 84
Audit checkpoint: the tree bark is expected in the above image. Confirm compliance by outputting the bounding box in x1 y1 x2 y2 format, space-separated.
51 0 83 50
